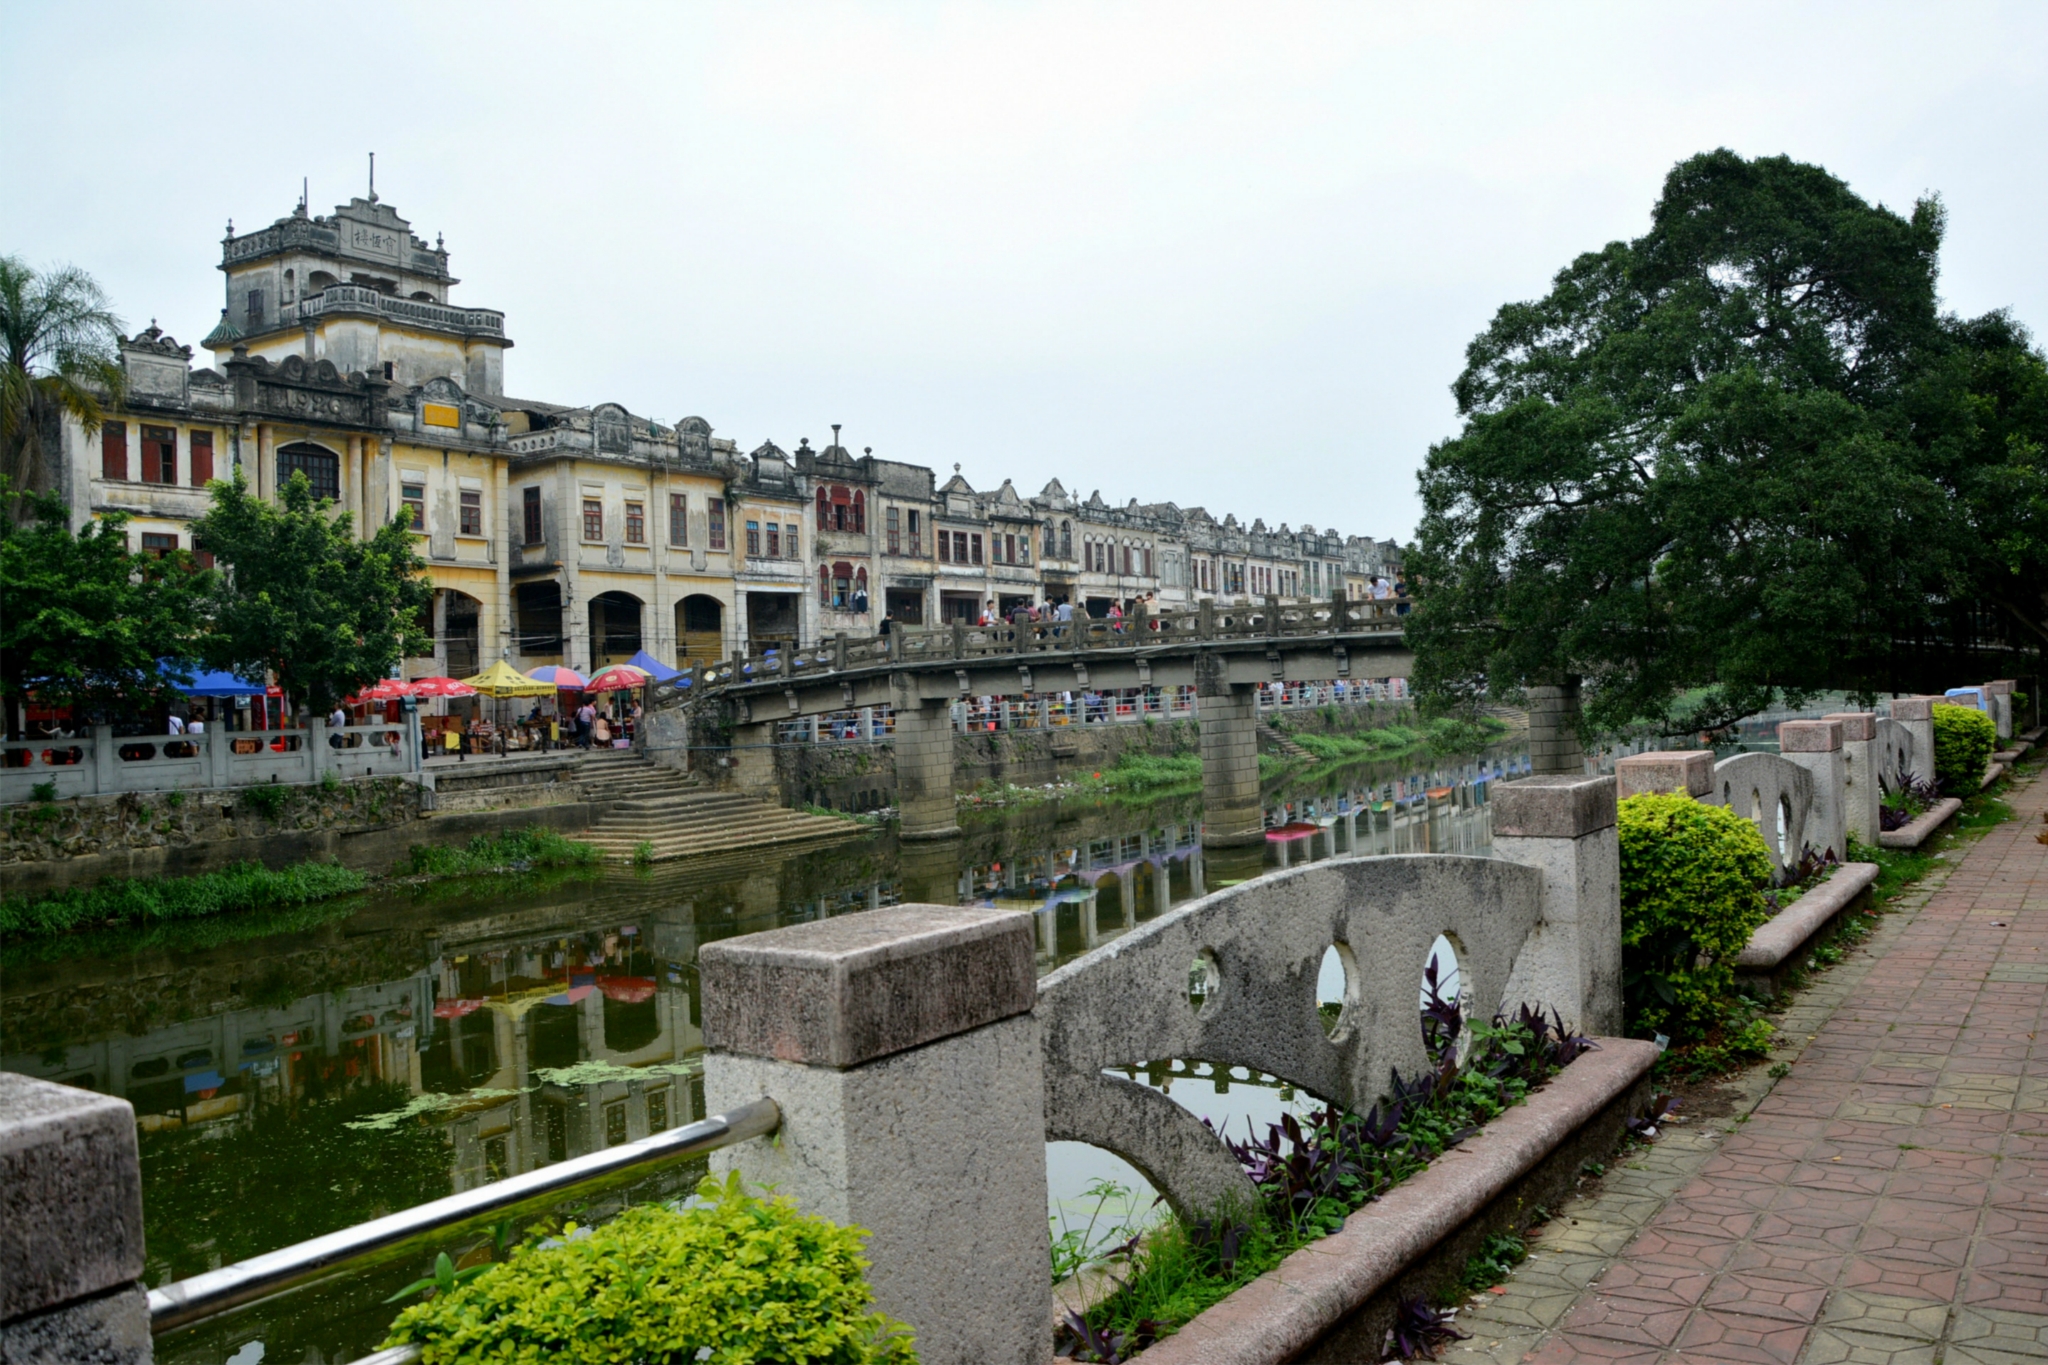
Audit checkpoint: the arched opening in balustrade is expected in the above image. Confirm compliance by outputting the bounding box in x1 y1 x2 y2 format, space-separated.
1421 934 1467 1063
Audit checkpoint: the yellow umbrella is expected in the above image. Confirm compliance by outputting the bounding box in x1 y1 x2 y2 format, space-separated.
463 660 558 698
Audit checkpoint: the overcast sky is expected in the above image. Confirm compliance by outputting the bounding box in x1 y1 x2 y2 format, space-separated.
6 2 2045 542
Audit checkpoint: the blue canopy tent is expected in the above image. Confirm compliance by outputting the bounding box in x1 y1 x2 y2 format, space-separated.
175 668 272 698
624 650 682 683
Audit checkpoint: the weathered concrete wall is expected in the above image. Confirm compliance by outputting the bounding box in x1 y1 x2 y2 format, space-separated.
1 778 422 868
0 780 601 899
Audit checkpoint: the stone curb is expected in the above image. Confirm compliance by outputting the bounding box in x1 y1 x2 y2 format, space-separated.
1981 759 2007 789
1877 796 1961 849
1734 861 1879 970
1129 1038 1660 1365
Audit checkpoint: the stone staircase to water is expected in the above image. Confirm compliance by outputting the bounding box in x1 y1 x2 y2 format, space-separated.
574 751 863 862
1256 721 1313 759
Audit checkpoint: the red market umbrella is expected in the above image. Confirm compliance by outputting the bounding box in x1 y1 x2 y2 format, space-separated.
348 679 412 704
596 975 658 1004
407 676 479 698
585 665 650 693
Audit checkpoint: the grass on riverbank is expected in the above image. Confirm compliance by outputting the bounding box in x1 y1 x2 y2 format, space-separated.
400 828 603 877
1 827 607 945
0 860 369 940
1287 714 1510 764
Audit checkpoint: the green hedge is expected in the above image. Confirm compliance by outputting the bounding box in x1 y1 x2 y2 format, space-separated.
384 1175 915 1364
1931 703 1996 794
1617 793 1774 1041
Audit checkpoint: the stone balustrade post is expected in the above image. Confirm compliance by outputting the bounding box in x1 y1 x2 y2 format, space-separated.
0 1073 151 1364
1490 774 1621 1036
90 723 115 798
1890 696 1940 785
306 716 329 781
207 722 230 789
700 907 1050 1365
1987 680 2015 741
1824 712 1880 847
1613 749 1713 802
1779 719 1846 859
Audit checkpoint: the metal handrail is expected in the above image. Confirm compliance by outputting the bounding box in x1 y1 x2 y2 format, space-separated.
148 1096 780 1335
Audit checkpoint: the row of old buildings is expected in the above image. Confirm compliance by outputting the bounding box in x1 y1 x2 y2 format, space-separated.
49 189 1403 677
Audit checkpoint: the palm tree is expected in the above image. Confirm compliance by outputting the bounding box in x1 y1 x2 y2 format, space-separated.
0 255 124 499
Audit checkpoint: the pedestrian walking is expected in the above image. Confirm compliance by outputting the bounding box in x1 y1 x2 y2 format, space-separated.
576 700 596 749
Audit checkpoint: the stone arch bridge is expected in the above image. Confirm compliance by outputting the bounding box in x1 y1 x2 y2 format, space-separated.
646 596 1417 846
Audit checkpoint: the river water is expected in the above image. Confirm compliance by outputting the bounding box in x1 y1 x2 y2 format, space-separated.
0 740 1525 1365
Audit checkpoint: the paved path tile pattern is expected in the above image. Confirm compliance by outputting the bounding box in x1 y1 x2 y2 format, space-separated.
1447 765 2047 1365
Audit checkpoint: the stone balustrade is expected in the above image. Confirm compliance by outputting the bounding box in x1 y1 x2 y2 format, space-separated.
0 721 420 805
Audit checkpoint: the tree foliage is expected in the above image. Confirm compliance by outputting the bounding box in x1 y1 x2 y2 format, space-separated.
0 486 213 720
194 470 433 714
0 256 124 498
1409 149 2048 734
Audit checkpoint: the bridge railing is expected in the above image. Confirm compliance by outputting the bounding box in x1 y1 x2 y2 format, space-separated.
648 594 1409 710
767 679 1412 745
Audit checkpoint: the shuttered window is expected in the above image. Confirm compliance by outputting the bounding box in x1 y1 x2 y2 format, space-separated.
523 487 543 544
101 422 128 480
189 431 214 485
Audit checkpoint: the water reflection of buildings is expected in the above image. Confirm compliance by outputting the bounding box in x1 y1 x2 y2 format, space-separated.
3 746 1524 1205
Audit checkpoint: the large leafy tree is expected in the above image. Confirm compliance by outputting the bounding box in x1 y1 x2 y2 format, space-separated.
0 486 214 734
0 256 124 499
1409 149 2045 735
194 470 434 715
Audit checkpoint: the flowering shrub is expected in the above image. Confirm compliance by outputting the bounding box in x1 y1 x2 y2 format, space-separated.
1931 703 1996 794
1618 793 1774 1041
382 1173 915 1364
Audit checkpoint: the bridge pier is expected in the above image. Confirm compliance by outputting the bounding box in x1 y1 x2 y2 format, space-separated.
1198 682 1264 847
895 695 961 841
730 718 780 799
1527 680 1586 775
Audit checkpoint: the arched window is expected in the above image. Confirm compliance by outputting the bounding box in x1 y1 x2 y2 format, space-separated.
276 442 340 501
851 490 865 534
1060 521 1072 558
816 488 829 530
282 268 295 304
1042 524 1055 557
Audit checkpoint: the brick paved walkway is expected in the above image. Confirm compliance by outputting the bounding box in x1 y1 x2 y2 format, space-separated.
1452 762 2048 1365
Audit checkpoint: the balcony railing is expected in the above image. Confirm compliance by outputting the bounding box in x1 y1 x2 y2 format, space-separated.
293 286 504 337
